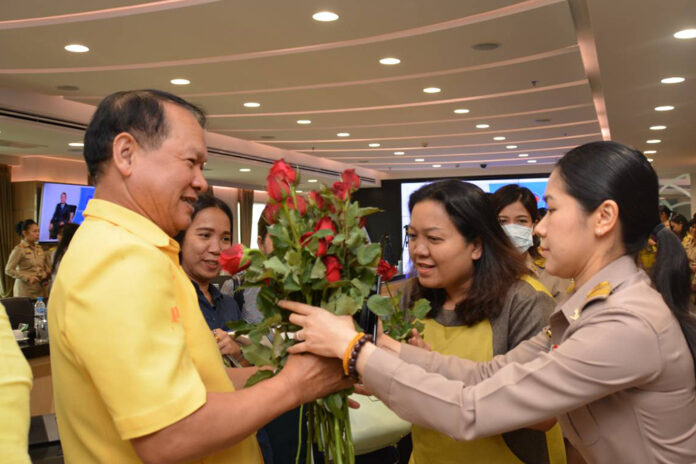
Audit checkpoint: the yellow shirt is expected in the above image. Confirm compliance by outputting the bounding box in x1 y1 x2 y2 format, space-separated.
0 303 32 464
49 199 260 463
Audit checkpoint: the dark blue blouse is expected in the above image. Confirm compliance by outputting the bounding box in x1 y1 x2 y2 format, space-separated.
190 280 243 331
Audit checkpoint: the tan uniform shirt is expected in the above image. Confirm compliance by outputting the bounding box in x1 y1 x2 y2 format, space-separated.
4 241 50 298
364 255 696 463
527 254 571 301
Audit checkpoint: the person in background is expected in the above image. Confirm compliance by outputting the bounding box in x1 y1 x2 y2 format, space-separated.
659 204 672 229
176 194 245 364
48 192 75 239
5 219 50 298
391 180 565 463
48 89 349 463
493 184 571 300
671 213 688 240
49 223 79 291
286 141 696 463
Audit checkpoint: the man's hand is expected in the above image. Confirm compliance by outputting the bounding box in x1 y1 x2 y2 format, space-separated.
278 354 353 405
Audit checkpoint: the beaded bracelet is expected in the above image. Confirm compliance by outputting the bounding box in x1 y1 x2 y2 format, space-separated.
347 334 373 382
342 333 366 376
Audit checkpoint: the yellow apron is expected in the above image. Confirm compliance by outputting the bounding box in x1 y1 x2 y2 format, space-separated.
410 317 566 464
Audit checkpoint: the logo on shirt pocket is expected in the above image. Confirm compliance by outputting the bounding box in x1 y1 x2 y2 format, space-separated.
171 306 180 323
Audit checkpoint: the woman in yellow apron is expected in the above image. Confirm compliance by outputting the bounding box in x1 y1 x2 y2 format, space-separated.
398 181 565 463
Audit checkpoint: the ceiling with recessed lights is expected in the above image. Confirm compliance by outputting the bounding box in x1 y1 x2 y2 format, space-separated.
0 0 694 189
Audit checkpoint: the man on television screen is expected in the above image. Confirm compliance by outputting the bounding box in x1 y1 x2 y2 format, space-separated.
49 192 75 239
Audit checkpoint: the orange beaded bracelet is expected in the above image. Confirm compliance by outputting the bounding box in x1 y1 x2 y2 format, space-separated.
342 333 366 376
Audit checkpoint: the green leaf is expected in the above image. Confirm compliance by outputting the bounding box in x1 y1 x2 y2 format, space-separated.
312 228 335 240
284 249 302 268
225 320 255 334
310 257 327 280
242 343 275 367
345 228 363 248
412 298 431 319
334 293 362 316
256 287 279 318
264 256 290 277
367 294 394 317
332 233 345 245
357 243 381 265
351 278 371 298
325 392 344 416
244 369 276 388
357 206 381 217
283 273 302 292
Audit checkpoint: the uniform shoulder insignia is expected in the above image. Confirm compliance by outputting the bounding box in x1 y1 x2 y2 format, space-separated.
585 281 612 303
533 256 546 269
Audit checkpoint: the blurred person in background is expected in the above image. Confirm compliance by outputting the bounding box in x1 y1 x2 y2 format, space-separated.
5 219 50 298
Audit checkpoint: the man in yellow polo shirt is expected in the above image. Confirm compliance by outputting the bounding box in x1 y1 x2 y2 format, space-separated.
49 90 349 463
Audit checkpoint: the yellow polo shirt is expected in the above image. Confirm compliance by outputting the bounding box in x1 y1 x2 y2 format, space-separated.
49 199 260 463
0 304 32 464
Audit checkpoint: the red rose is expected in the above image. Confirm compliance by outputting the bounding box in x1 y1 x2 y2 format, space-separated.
218 243 251 275
263 203 281 224
341 169 360 190
309 191 325 210
300 231 313 245
323 255 342 282
315 217 337 243
269 159 297 184
332 181 351 201
316 239 328 257
267 174 292 202
285 195 307 216
377 259 397 282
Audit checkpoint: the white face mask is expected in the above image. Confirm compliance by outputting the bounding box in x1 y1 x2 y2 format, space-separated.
502 223 534 253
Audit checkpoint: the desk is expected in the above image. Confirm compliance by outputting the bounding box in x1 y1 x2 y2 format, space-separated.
20 340 54 416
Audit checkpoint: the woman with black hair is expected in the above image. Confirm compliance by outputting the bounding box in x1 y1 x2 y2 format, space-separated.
5 219 50 298
284 141 696 463
375 180 565 463
670 213 688 240
492 184 571 300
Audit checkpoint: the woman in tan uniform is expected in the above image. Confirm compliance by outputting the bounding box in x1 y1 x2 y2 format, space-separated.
5 220 50 298
285 141 696 463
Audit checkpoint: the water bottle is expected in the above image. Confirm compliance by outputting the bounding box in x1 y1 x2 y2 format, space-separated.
34 297 48 343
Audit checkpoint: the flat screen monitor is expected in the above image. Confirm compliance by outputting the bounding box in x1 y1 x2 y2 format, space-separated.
38 182 95 243
400 177 549 273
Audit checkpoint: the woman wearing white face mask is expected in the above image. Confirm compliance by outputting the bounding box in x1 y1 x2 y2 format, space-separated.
493 185 571 300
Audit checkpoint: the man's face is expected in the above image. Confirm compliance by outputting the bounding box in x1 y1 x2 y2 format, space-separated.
126 103 208 236
60 193 66 204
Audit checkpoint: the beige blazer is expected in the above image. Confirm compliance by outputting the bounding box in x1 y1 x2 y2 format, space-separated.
364 255 696 463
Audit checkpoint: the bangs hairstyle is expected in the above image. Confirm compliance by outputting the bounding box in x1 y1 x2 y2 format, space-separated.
491 184 542 258
556 141 696 372
407 180 528 326
84 89 206 182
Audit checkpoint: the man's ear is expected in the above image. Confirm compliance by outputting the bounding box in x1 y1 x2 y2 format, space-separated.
111 132 138 178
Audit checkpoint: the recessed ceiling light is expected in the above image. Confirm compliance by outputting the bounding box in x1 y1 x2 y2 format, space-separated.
243 102 260 108
170 78 190 85
650 125 667 130
527 159 537 164
453 108 470 114
414 158 425 162
493 136 506 141
337 132 350 137
648 158 655 162
476 123 490 129
379 57 400 65
239 168 251 172
661 77 685 84
312 11 339 22
64 44 89 53
308 179 318 183
394 151 405 155
674 29 696 39
368 143 381 148
296 190 304 193
518 153 529 157
423 87 441 94
644 150 657 154
655 105 674 111
506 145 518 149
297 119 312 124
68 142 84 147
646 139 661 144
432 164 442 168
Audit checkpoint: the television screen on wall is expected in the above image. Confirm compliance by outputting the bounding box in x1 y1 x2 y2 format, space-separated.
38 182 95 242
399 177 549 273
